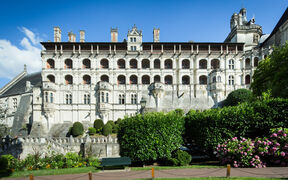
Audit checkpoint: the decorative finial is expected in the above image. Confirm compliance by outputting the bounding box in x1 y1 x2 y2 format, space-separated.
24 64 27 72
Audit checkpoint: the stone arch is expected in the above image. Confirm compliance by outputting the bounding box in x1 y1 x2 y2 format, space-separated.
82 59 91 69
199 59 207 69
100 59 109 69
64 59 73 69
199 75 207 85
129 75 138 85
46 59 55 69
182 75 190 85
211 59 220 69
164 75 173 84
164 59 173 69
142 75 150 84
100 75 109 82
130 59 137 69
65 75 73 85
154 59 160 69
182 59 190 69
154 75 161 82
117 59 126 69
47 75 55 83
142 59 150 69
83 75 91 84
117 75 126 85
245 74 251 84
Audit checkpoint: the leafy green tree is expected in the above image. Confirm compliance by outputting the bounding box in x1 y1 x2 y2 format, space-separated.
71 122 84 137
224 89 253 106
102 123 112 136
93 119 104 133
251 43 288 98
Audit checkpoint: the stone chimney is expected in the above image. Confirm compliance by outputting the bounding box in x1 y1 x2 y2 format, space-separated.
54 27 61 42
153 28 160 42
80 30 85 42
68 31 76 42
111 28 118 42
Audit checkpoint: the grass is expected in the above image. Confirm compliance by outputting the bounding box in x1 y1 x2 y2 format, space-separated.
3 167 98 178
132 165 225 171
137 178 286 180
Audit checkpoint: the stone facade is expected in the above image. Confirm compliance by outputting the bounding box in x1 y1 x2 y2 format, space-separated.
1 8 285 137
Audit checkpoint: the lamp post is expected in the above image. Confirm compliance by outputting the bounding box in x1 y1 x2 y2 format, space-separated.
140 97 147 115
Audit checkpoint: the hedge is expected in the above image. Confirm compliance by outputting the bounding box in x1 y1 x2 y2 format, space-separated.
102 123 113 136
117 111 185 163
94 119 104 133
71 122 84 137
184 98 288 154
224 89 253 106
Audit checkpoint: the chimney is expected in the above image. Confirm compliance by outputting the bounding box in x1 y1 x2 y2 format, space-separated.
80 30 85 42
153 28 160 42
54 27 61 42
111 28 118 42
68 31 76 42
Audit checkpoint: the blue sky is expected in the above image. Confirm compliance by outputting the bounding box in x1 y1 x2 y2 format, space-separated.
0 0 287 88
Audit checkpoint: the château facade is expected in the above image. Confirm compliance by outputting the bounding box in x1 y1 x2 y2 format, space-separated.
1 7 285 137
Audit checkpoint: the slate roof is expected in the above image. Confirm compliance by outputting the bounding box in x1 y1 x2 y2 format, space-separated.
0 72 42 98
261 7 288 47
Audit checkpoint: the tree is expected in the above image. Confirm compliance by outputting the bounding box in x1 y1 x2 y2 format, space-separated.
224 89 253 106
251 43 288 98
71 122 84 137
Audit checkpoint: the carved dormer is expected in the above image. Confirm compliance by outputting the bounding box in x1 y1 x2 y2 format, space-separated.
127 25 142 52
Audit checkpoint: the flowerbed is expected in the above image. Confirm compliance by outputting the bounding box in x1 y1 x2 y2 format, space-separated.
0 152 99 172
215 129 288 168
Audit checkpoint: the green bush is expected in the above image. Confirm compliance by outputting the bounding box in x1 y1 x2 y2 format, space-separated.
184 98 288 154
88 127 96 135
94 119 104 133
118 111 185 163
224 89 253 106
167 150 191 166
107 120 118 133
71 122 84 137
102 123 113 136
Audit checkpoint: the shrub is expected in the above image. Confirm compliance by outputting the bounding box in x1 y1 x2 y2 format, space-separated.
107 120 117 133
102 123 113 136
88 127 96 135
167 150 191 166
118 111 185 163
71 122 84 137
184 98 288 154
224 89 253 106
94 119 104 133
215 129 288 168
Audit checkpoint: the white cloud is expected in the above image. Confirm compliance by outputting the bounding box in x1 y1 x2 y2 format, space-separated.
0 27 42 79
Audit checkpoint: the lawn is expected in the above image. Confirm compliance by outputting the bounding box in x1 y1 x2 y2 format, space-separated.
1 167 98 178
138 178 286 180
132 165 225 171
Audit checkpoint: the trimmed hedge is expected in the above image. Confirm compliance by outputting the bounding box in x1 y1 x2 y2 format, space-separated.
118 111 185 163
224 89 253 106
94 119 104 133
102 123 113 136
184 98 288 154
88 127 96 135
71 122 84 137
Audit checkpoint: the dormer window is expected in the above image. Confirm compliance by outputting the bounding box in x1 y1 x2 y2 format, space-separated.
130 46 136 51
134 37 136 42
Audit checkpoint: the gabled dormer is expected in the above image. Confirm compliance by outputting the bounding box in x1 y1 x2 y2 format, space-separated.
127 25 142 52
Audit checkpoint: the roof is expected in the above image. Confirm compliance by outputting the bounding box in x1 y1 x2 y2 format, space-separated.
0 72 42 98
261 7 288 46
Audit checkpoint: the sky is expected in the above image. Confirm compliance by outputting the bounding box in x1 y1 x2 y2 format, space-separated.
0 0 287 88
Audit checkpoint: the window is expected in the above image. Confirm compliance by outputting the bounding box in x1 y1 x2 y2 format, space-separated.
212 76 216 83
229 59 234 69
211 59 220 69
228 75 234 85
45 92 48 103
131 94 137 104
119 94 125 104
100 75 109 82
130 59 137 69
130 75 138 84
65 94 72 104
117 59 126 69
83 75 91 85
84 94 90 104
66 94 69 104
117 75 126 85
199 59 207 69
164 75 173 85
199 75 207 85
47 75 55 83
13 98 17 110
47 59 55 69
154 59 160 69
50 93 53 103
182 76 190 85
69 94 72 104
217 76 221 82
164 59 173 69
134 37 136 42
82 59 91 69
154 75 160 83
245 75 251 84
65 75 73 85
142 75 150 84
245 58 251 68
64 59 73 69
254 57 259 67
106 93 109 103
182 59 190 69
101 92 105 102
100 59 109 69
142 59 150 69
130 46 136 51
130 37 133 42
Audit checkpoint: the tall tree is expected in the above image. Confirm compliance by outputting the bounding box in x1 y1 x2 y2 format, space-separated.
251 43 288 98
